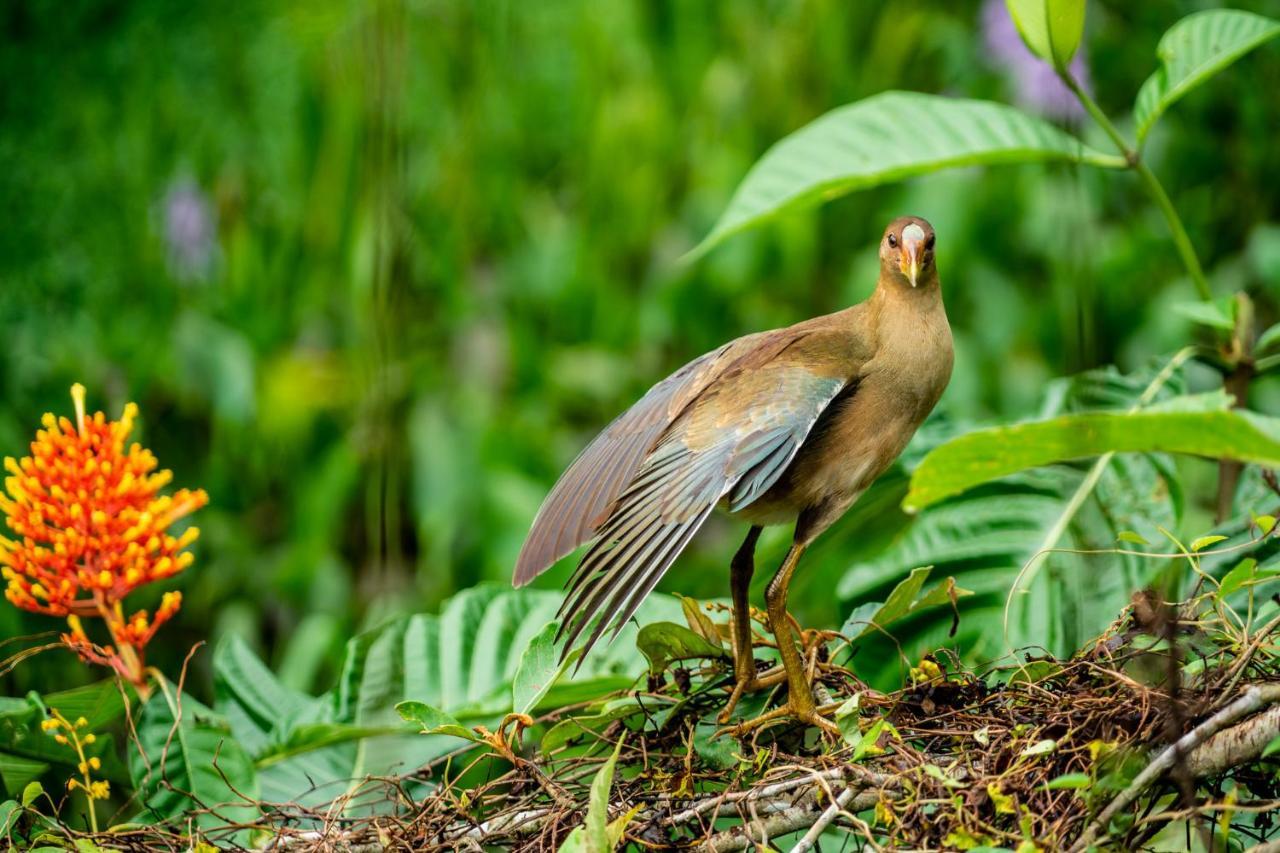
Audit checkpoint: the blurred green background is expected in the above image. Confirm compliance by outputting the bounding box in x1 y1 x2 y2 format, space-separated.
3 0 1280 696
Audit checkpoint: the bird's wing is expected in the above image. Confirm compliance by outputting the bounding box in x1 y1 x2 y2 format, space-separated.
514 334 769 586
556 336 852 658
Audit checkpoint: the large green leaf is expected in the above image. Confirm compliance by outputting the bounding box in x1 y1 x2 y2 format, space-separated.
129 682 259 834
692 91 1123 257
840 364 1188 680
1134 10 1280 143
216 586 683 804
905 402 1280 511
1006 0 1086 70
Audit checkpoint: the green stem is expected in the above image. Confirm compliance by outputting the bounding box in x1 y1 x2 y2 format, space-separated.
1133 160 1212 302
1058 71 1213 302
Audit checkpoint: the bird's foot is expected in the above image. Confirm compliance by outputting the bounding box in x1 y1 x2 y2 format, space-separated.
719 700 840 739
716 666 786 724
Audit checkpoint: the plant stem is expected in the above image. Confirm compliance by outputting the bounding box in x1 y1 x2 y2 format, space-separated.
1133 160 1212 302
1058 71 1212 302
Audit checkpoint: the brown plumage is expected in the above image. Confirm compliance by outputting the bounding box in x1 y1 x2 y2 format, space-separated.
515 216 953 732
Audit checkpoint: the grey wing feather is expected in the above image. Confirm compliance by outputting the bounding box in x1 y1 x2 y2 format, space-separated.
512 344 732 586
556 366 846 661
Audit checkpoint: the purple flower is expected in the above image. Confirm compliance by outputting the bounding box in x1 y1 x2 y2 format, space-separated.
981 0 1090 121
161 178 217 282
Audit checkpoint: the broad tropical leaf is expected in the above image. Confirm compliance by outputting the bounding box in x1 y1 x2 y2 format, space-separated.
130 683 259 833
904 398 1280 511
839 364 1188 682
1134 10 1280 143
216 585 682 803
1005 0 1086 70
692 91 1123 257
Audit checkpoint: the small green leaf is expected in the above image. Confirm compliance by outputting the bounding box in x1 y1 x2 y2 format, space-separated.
851 718 886 760
512 621 576 716
1134 10 1280 143
1262 735 1280 758
1044 772 1092 790
1191 534 1228 552
1218 558 1258 600
835 695 863 744
0 800 19 836
1254 514 1277 536
1173 299 1235 331
923 763 966 789
635 622 726 675
1005 0 1086 69
1020 739 1057 757
1117 531 1150 546
19 782 41 808
679 596 723 649
395 701 479 742
540 698 660 755
1257 323 1280 356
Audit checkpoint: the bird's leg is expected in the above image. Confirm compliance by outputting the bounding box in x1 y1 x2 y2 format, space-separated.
728 542 839 737
719 526 778 723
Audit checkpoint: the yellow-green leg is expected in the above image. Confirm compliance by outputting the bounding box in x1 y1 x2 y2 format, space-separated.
728 542 838 737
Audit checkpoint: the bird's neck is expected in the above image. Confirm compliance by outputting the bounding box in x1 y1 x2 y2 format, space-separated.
868 275 943 314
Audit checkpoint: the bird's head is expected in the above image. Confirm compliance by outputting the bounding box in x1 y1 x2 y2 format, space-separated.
879 216 937 289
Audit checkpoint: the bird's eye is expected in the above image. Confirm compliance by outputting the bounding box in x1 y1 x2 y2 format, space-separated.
925 234 935 250
887 233 897 248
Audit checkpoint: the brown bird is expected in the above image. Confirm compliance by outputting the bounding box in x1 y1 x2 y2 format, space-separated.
514 217 953 733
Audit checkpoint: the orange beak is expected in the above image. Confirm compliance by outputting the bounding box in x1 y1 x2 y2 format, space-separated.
899 223 925 288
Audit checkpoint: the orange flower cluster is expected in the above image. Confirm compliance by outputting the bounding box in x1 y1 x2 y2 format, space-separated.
0 385 207 687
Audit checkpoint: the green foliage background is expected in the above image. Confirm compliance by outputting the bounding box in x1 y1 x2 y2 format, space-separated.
3 0 1280 700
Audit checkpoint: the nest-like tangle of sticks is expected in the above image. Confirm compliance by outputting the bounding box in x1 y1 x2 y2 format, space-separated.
35 592 1280 851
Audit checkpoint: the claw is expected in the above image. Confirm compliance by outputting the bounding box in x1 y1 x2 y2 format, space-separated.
720 702 841 738
717 666 786 724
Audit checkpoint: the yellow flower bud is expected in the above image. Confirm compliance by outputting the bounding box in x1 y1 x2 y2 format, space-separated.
88 756 101 770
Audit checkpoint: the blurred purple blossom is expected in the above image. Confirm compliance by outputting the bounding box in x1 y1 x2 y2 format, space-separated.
981 0 1090 122
161 177 217 282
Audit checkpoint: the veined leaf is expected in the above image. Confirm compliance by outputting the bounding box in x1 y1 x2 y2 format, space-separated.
395 702 478 742
129 681 259 833
512 621 577 715
906 404 1280 511
636 622 727 675
692 91 1122 257
837 567 971 647
841 363 1188 677
1134 10 1280 143
216 586 683 800
1006 0 1086 70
